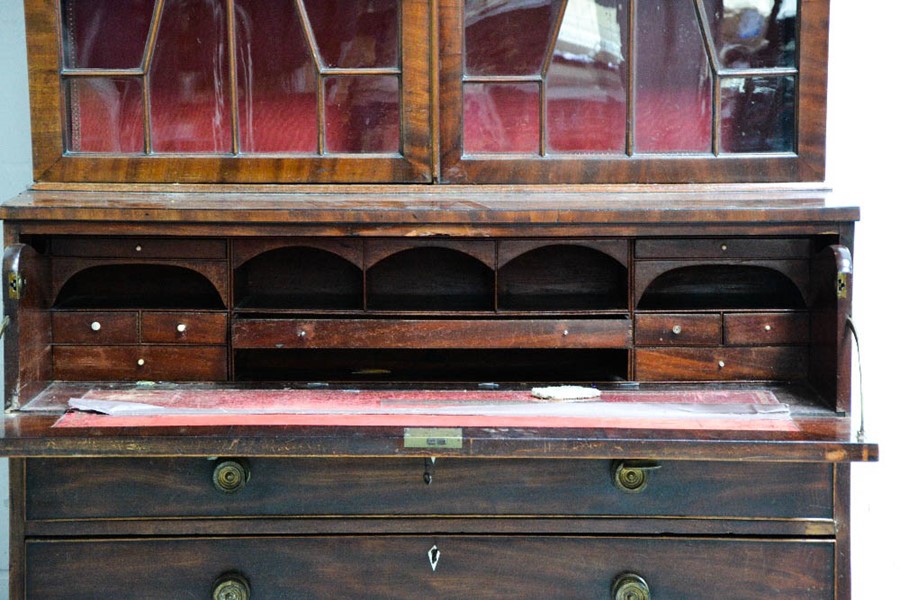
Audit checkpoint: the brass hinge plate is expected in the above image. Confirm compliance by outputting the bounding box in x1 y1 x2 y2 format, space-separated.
404 427 463 449
7 272 23 300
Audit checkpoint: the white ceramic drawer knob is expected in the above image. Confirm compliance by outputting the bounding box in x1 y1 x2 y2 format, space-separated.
671 324 682 335
90 321 102 332
720 243 728 251
718 360 726 369
137 358 145 367
764 324 772 331
176 323 187 333
135 244 143 252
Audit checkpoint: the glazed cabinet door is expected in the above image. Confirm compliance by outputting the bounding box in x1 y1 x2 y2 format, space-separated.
27 0 431 183
440 0 828 183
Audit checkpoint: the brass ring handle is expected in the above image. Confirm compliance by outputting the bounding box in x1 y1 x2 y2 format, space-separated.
212 459 250 494
612 573 651 600
213 573 250 600
611 460 661 493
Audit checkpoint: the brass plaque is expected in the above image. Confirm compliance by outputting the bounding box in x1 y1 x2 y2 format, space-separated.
403 428 463 449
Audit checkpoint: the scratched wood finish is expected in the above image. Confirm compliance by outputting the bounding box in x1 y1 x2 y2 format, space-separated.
25 458 833 520
26 537 835 599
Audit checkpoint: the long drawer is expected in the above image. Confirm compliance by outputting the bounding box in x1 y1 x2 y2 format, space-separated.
26 536 835 599
26 458 833 520
52 346 227 381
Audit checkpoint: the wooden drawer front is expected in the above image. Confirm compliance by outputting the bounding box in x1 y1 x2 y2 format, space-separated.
26 537 834 599
52 237 227 259
635 238 810 259
26 458 832 520
634 313 721 346
142 312 227 344
724 312 810 346
233 318 631 349
636 347 808 381
51 311 138 344
52 346 227 381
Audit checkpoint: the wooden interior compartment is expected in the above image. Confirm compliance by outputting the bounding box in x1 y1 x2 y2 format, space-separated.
636 263 807 310
26 458 832 520
635 238 811 259
50 311 138 344
25 536 834 600
367 246 494 311
234 244 363 311
234 349 627 382
497 243 627 311
724 312 810 346
52 262 227 310
634 313 722 346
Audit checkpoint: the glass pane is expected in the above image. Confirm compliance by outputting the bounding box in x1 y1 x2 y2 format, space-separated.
464 83 540 153
721 76 795 153
305 0 398 68
703 0 796 69
325 76 399 153
66 78 144 153
547 0 627 153
635 0 712 153
465 0 565 76
62 0 157 69
235 0 317 153
150 0 231 153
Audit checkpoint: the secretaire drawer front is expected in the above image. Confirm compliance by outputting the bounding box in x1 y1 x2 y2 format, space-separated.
724 312 810 346
141 312 228 344
26 458 833 520
634 313 721 346
636 347 809 381
51 237 227 259
52 346 227 381
51 311 138 344
26 537 835 600
635 238 811 259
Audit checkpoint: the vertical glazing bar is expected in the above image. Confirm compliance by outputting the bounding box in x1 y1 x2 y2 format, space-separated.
294 0 325 154
692 0 720 154
541 0 569 77
142 0 167 153
626 0 636 156
430 0 440 179
539 81 547 156
226 0 240 154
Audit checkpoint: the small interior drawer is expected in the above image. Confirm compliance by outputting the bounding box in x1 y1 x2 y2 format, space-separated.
26 536 835 599
51 237 227 259
26 458 833 521
51 311 138 344
724 312 809 346
635 238 811 259
52 346 227 381
634 313 721 346
141 312 228 344
635 347 809 381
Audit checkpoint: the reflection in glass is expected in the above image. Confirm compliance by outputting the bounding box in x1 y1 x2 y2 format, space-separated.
325 76 400 153
635 0 712 153
703 0 796 69
465 0 564 76
66 78 144 153
62 0 157 69
306 0 399 68
547 0 627 153
464 83 541 153
150 0 231 153
235 0 317 153
721 76 794 153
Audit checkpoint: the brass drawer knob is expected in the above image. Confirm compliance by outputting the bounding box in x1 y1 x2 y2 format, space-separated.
213 573 250 600
213 459 250 494
613 573 651 600
612 460 661 493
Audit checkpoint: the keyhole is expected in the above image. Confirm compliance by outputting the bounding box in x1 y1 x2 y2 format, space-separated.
428 545 441 571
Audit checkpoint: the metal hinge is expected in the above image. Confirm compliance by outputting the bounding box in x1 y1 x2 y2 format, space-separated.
836 272 849 299
7 272 24 300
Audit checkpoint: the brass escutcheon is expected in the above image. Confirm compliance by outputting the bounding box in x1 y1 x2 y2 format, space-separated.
213 573 250 600
612 572 651 600
611 460 661 493
212 459 250 494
